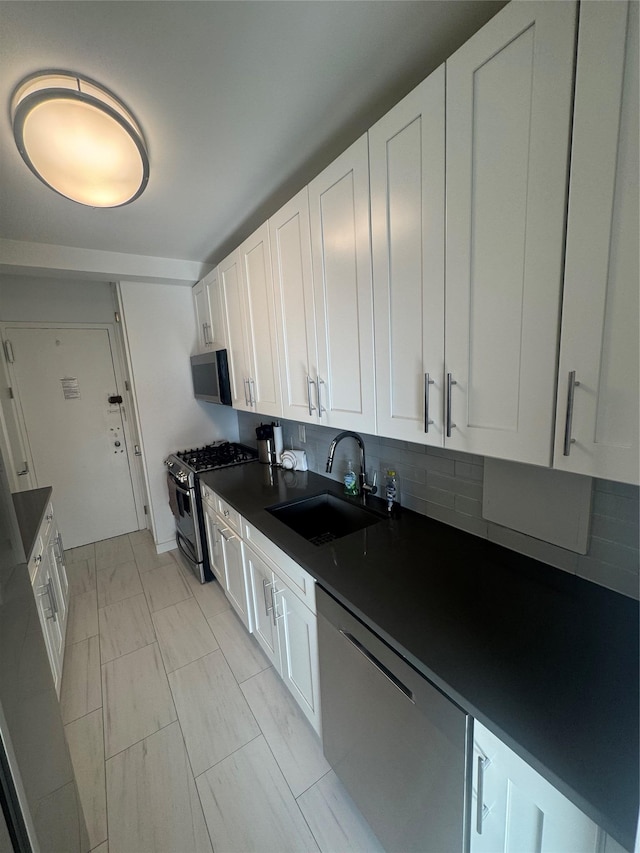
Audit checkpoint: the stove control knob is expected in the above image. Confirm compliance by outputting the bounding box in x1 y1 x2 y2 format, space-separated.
164 459 173 468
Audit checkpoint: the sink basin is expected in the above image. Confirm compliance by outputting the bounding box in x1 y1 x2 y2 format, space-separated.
267 492 384 546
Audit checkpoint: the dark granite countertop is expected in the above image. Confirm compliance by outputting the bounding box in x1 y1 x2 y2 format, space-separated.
12 487 52 564
199 462 638 850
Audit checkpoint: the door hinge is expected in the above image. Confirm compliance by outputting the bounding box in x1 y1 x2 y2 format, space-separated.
114 311 121 323
134 444 142 456
3 341 15 364
17 461 29 476
8 387 13 399
143 505 148 515
124 379 130 392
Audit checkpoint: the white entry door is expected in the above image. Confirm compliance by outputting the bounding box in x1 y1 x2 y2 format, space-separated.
5 326 139 547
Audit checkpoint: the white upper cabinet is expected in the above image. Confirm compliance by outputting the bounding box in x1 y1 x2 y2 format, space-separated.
219 248 249 410
192 267 224 354
553 0 639 485
309 135 376 433
239 223 282 417
220 224 282 416
370 67 445 446
445 1 577 465
270 188 319 424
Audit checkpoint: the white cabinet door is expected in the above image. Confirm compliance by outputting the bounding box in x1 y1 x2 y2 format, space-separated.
219 248 251 411
203 506 225 589
370 67 445 446
309 135 375 433
274 580 321 734
220 528 252 631
194 269 225 354
245 544 280 668
192 280 211 353
445 1 577 465
270 187 318 424
553 0 639 485
472 721 603 853
238 223 282 417
33 546 63 693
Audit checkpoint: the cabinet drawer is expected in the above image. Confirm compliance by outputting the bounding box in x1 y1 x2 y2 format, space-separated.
215 494 242 534
242 520 316 613
200 482 217 510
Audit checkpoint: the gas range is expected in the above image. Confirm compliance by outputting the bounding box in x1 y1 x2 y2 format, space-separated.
165 441 257 584
165 441 258 486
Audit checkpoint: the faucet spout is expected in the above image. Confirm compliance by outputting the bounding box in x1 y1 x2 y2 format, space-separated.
326 431 376 499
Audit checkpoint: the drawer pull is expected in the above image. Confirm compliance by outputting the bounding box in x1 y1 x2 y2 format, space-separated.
339 630 414 703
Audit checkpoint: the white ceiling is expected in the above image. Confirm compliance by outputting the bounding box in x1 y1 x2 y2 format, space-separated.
0 1 505 273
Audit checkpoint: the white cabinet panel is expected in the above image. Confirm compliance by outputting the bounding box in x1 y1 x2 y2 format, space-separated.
472 721 604 853
309 135 375 433
239 223 282 417
370 67 445 446
219 249 250 410
445 0 577 465
220 528 252 632
554 0 639 484
203 505 225 588
245 543 280 668
270 188 318 424
275 581 320 734
193 268 224 354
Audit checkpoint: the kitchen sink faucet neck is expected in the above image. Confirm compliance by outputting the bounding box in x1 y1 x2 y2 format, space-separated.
326 431 377 499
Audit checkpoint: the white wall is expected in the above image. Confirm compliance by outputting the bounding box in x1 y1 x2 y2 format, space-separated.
0 276 116 323
118 281 238 549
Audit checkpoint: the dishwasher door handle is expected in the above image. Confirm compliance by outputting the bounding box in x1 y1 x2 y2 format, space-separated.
340 630 415 703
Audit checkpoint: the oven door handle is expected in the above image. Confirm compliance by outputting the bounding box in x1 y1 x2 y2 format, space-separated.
176 529 197 564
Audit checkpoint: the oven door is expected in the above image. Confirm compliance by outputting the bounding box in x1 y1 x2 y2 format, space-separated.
167 475 202 560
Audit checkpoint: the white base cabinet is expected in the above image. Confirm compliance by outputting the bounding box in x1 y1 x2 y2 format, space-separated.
31 501 69 695
472 721 627 853
200 484 321 733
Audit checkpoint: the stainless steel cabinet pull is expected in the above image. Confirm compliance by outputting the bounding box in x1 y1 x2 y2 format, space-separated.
219 527 232 542
339 630 415 703
272 586 284 623
306 376 317 417
249 377 256 407
446 373 457 438
37 584 56 620
317 376 326 418
262 578 273 617
476 754 491 834
48 578 59 615
202 323 208 345
424 373 435 433
563 371 580 456
243 379 250 407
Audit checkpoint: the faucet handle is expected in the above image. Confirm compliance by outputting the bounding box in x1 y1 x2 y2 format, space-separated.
362 470 378 496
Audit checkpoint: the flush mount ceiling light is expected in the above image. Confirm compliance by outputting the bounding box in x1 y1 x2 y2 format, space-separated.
11 71 149 208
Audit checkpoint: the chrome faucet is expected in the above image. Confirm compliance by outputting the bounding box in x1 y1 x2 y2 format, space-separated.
326 431 377 498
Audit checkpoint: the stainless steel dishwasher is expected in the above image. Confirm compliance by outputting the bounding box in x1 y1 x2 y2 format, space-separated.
317 585 470 852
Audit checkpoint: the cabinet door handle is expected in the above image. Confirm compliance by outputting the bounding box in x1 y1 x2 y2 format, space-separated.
424 373 435 433
476 754 491 834
249 377 256 407
262 578 273 617
339 629 415 703
202 323 208 345
219 527 233 542
317 376 326 418
272 585 284 623
243 379 250 407
446 373 457 438
562 371 580 456
306 376 317 416
37 583 55 620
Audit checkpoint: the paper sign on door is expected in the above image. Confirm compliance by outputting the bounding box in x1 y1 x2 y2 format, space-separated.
61 377 80 399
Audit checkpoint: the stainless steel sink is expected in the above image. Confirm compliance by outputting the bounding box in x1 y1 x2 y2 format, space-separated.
267 492 384 546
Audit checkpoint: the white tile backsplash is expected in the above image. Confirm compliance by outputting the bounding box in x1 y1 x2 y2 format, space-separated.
238 412 640 599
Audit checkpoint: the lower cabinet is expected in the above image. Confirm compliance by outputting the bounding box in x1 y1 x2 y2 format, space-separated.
472 721 627 853
245 540 320 733
201 484 321 734
31 503 69 695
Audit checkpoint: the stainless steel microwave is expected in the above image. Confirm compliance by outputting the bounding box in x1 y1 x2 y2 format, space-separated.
190 349 232 405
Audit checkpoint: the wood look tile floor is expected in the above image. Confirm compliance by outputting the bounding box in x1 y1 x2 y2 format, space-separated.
62 531 384 853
